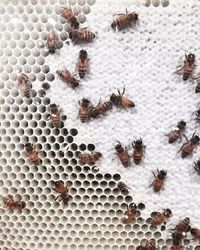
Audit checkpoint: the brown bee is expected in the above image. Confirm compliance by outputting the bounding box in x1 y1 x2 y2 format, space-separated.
193 159 200 175
76 49 89 79
110 87 135 109
150 208 172 226
96 100 113 115
56 68 79 89
117 181 130 193
52 180 70 205
150 169 167 192
115 141 130 167
18 73 31 98
132 138 145 164
60 7 79 29
195 79 200 93
79 151 102 165
167 120 186 143
175 53 196 81
111 9 138 31
4 195 26 210
69 28 95 43
191 228 200 240
78 98 92 123
24 143 42 166
122 203 138 224
178 132 200 158
50 104 62 128
46 30 60 54
136 239 156 250
171 232 183 250
195 109 200 121
173 218 191 233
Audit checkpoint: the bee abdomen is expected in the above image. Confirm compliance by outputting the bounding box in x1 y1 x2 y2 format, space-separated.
133 152 142 164
183 70 191 81
52 117 61 127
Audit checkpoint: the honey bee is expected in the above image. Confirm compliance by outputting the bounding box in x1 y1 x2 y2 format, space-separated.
167 120 186 143
60 7 79 29
78 98 92 123
132 138 145 165
111 9 138 31
175 53 196 81
89 100 113 119
195 109 200 121
122 203 138 224
4 195 26 210
178 132 200 158
173 218 191 233
52 180 70 205
89 106 100 119
18 73 31 98
77 49 89 79
57 68 79 89
46 30 60 54
50 104 62 128
193 159 200 175
117 181 130 193
150 169 167 192
136 239 156 250
69 28 95 43
171 232 183 250
79 151 102 165
150 208 172 226
115 141 130 167
110 87 135 109
195 79 200 93
24 143 42 166
191 228 200 240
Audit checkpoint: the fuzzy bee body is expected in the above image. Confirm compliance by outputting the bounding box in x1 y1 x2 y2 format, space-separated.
195 79 200 93
78 98 92 123
97 100 113 115
18 73 31 98
117 181 129 193
115 142 130 167
136 239 156 250
79 152 102 165
77 49 89 79
175 218 191 233
171 232 183 250
191 228 200 240
52 180 70 205
151 169 167 192
168 121 186 143
4 195 26 210
110 87 135 109
69 28 95 43
60 7 79 29
57 69 79 89
111 10 138 31
179 132 199 158
122 203 138 224
132 138 145 164
176 53 196 81
151 209 172 226
50 104 62 128
25 143 42 166
46 30 60 53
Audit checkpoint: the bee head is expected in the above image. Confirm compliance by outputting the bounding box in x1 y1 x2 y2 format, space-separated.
129 202 137 209
54 180 64 187
69 31 73 39
190 228 196 235
133 13 138 21
135 139 142 145
160 170 167 176
178 120 186 129
90 107 99 118
115 142 122 152
164 208 172 217
79 49 87 60
82 98 90 107
24 143 32 150
110 93 117 103
192 135 200 144
73 21 79 29
50 103 57 108
188 53 195 60
96 152 102 157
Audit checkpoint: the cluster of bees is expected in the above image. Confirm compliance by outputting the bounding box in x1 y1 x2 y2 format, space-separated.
5 4 200 250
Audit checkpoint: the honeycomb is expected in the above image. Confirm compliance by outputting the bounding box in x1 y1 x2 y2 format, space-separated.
1 0 200 249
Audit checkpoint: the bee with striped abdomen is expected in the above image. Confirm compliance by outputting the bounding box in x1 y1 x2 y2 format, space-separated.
4 195 26 210
171 232 183 250
191 228 200 240
173 218 191 233
122 203 138 224
76 49 89 79
136 239 156 250
178 132 199 158
46 30 60 54
117 181 130 193
175 53 196 81
150 208 172 226
111 9 138 31
78 98 92 123
50 103 62 128
110 87 135 109
115 141 130 167
57 68 79 89
79 151 102 165
167 120 186 143
60 7 79 29
150 169 167 192
52 180 70 205
18 73 31 98
132 138 145 164
69 28 95 43
96 100 113 115
24 143 42 166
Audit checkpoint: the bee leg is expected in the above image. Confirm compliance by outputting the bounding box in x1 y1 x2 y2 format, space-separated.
183 134 189 141
152 171 156 178
122 86 126 95
174 66 184 75
177 143 187 153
